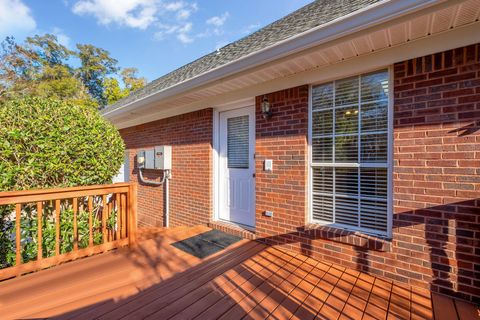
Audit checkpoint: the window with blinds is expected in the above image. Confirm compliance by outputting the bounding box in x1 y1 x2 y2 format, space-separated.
310 69 390 235
227 115 249 169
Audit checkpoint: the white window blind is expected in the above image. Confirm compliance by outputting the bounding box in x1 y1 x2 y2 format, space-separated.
310 69 390 235
227 115 249 169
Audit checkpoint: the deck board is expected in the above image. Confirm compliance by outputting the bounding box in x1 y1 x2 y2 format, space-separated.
0 226 478 320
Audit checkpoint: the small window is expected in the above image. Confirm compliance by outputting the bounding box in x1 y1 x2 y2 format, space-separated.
310 69 390 235
227 115 249 169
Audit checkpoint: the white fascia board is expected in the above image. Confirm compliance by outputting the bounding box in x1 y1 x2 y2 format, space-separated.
103 0 445 120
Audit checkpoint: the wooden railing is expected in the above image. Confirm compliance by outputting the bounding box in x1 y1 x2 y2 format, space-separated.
0 183 137 281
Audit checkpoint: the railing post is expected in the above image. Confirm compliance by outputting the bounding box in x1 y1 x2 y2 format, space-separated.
128 183 138 246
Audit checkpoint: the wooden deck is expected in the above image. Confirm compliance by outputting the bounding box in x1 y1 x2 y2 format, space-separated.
0 226 478 320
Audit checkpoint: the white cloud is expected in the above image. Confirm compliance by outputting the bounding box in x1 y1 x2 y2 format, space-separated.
52 27 71 48
206 12 229 27
72 0 158 30
0 0 36 40
154 21 192 43
177 32 192 44
71 0 201 44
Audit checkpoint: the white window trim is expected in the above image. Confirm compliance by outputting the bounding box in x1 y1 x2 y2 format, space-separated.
307 66 394 238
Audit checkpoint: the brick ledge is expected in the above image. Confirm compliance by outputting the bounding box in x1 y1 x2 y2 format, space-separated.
208 220 256 240
303 224 392 252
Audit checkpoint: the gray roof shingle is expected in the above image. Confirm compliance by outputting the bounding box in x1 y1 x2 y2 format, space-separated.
103 0 381 113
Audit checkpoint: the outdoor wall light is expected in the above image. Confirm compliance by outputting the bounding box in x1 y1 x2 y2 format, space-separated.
261 95 272 119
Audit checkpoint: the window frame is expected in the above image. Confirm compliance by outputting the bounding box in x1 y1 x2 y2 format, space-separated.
307 66 394 238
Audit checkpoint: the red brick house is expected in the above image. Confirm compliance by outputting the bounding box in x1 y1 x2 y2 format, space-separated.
102 0 480 304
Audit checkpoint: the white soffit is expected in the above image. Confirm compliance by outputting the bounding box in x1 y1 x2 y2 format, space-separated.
112 0 480 129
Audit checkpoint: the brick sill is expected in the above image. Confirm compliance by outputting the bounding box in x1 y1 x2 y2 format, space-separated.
208 220 256 240
304 224 392 252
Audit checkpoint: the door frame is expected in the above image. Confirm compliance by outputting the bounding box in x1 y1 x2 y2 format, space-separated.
212 97 256 228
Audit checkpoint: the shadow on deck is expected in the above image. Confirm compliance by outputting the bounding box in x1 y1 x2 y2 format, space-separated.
0 226 477 320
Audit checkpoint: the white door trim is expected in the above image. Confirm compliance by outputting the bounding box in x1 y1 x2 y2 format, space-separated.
212 100 256 227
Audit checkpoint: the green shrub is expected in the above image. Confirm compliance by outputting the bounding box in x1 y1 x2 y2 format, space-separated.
0 97 124 190
0 97 125 268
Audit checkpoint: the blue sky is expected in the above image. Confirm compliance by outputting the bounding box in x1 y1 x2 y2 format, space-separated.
0 0 311 81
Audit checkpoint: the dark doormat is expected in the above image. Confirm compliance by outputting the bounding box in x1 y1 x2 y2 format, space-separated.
171 229 242 259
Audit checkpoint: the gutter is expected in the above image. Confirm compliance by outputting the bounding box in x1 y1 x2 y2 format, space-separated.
102 0 446 120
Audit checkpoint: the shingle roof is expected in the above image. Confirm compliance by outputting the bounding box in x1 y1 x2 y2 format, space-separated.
103 0 381 113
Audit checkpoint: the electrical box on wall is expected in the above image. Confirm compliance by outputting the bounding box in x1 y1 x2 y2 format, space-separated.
145 150 155 169
136 146 172 170
154 146 172 170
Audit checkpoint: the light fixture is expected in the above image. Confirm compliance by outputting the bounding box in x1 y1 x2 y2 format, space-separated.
261 95 272 119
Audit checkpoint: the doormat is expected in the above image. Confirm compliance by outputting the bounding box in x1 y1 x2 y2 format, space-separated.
171 229 242 259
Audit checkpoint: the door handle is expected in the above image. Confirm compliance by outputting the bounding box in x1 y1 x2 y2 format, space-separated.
252 173 256 178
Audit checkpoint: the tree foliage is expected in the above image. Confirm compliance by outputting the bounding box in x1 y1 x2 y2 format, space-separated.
0 34 146 107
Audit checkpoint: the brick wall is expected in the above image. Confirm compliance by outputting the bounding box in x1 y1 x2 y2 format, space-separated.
120 109 213 228
393 44 480 302
254 44 480 303
255 85 309 240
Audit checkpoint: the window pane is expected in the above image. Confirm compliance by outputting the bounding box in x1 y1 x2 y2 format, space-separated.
360 199 387 231
312 110 333 136
361 101 387 133
313 167 333 194
335 106 358 134
312 194 333 222
335 76 358 106
335 168 358 196
227 115 249 169
312 167 333 222
361 134 387 162
312 83 333 111
312 137 332 162
361 70 389 102
335 196 358 226
335 135 358 162
360 168 387 199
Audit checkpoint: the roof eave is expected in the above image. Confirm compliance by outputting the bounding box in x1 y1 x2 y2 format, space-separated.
102 0 446 120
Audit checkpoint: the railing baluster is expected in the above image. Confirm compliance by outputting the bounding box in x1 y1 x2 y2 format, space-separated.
15 204 22 267
115 193 121 240
102 195 107 243
107 199 112 241
55 200 60 256
37 202 42 261
73 198 78 251
88 196 93 247
121 193 127 239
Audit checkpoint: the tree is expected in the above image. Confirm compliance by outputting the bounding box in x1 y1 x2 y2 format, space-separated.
103 76 127 105
0 34 146 107
76 44 119 106
103 67 147 105
0 36 38 99
121 67 146 93
25 34 72 66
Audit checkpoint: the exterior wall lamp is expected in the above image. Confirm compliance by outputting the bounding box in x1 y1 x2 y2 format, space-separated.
261 95 272 119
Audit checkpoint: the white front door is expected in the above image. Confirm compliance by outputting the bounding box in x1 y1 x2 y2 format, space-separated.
218 106 255 227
